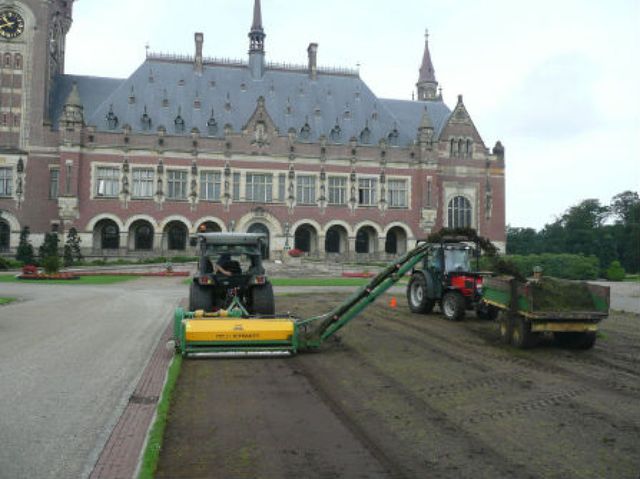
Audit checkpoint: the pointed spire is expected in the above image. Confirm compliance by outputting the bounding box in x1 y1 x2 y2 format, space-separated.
251 0 263 32
248 0 266 78
416 29 439 101
419 29 436 83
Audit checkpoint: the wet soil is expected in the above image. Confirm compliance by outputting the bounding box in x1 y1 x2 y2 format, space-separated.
155 293 640 479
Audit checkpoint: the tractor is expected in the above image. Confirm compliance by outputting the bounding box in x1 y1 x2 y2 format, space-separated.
188 232 275 315
406 237 497 321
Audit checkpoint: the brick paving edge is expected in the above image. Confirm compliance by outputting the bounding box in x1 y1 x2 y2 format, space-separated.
89 321 175 479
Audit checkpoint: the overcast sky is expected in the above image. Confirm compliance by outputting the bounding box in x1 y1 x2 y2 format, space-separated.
65 0 640 230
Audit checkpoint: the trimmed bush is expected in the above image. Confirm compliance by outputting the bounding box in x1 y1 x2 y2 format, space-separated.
606 261 626 281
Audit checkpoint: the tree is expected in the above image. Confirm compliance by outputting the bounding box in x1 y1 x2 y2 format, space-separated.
16 226 35 265
39 232 60 274
63 227 83 267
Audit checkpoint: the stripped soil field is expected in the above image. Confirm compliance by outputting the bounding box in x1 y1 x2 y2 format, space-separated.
155 292 640 479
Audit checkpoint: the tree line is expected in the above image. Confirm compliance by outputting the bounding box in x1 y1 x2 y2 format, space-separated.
507 191 640 276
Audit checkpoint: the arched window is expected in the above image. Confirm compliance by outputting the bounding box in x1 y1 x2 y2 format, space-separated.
134 223 153 250
14 54 22 70
450 138 455 157
4 53 11 68
0 220 10 251
458 139 464 157
167 222 187 250
101 222 120 249
448 196 472 229
466 139 472 157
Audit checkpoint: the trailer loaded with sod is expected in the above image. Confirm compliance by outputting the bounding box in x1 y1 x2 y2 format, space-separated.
483 276 610 349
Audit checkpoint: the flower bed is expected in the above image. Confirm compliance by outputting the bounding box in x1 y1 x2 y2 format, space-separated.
74 271 189 277
18 273 80 280
341 272 375 278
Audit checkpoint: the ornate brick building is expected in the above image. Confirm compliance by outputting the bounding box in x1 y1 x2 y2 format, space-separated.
0 0 505 259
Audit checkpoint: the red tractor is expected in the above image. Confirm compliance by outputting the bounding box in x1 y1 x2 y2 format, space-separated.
406 237 497 321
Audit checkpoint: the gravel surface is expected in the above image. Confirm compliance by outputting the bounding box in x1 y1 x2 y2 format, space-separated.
0 278 184 479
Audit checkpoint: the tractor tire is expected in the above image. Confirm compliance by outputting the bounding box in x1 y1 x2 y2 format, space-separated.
407 274 435 314
250 283 275 316
189 282 213 312
498 312 513 344
556 331 597 350
511 315 537 349
476 304 499 321
442 291 466 321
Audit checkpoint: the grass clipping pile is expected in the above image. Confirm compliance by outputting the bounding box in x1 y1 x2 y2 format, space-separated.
530 277 596 312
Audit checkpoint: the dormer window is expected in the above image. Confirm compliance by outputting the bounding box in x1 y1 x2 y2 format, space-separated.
106 106 118 130
359 126 371 144
330 124 341 143
300 122 311 141
174 114 185 134
141 107 152 131
388 128 399 146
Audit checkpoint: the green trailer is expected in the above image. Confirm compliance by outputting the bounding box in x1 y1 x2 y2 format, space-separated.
483 276 610 349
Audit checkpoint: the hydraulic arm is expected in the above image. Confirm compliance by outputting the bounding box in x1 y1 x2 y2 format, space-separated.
174 241 433 357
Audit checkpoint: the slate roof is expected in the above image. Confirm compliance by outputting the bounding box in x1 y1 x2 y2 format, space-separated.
50 59 451 148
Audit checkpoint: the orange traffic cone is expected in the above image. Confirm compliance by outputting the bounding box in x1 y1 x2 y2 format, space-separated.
389 296 398 308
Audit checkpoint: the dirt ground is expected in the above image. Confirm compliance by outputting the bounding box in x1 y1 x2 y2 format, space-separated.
155 293 640 479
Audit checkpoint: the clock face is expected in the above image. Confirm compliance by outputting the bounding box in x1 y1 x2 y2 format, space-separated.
0 10 25 39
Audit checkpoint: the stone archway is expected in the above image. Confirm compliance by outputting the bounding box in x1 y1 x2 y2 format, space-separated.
164 221 188 251
325 225 348 255
385 226 408 255
355 226 378 254
248 223 270 259
0 218 9 251
93 218 120 251
294 223 319 254
197 221 222 233
129 220 154 251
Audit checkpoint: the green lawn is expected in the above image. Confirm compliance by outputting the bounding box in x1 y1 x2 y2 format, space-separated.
0 297 16 305
0 275 138 285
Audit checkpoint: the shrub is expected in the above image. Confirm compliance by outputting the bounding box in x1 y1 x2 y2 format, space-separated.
16 226 35 265
606 261 626 281
0 257 10 271
42 255 60 274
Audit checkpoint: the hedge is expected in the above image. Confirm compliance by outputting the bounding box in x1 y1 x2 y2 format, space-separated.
480 253 600 280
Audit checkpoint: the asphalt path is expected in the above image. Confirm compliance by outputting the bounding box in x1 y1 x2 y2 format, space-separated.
0 278 184 479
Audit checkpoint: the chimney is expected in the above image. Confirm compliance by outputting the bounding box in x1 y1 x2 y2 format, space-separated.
308 43 318 80
194 32 204 74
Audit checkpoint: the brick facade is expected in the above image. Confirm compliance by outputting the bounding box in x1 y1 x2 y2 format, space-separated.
0 0 506 259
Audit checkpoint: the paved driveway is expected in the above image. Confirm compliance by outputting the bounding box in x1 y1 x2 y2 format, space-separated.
0 278 184 479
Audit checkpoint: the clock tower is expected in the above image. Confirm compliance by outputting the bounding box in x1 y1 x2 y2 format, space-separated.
0 0 74 149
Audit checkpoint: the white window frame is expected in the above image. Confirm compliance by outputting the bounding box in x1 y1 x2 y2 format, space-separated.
327 176 347 205
388 179 408 208
49 168 59 199
0 167 12 197
132 168 155 199
246 173 273 203
167 169 188 200
296 175 316 205
95 166 120 198
358 177 377 206
200 170 222 201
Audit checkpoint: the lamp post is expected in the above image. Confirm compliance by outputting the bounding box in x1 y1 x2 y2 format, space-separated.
284 222 290 251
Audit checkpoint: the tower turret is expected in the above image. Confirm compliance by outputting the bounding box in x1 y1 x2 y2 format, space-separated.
248 0 266 79
416 29 439 101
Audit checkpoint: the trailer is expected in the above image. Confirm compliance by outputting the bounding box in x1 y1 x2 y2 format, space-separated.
483 276 610 349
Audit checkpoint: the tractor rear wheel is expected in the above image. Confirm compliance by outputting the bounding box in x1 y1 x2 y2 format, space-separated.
250 283 275 315
476 304 499 320
442 291 466 321
511 315 537 349
189 282 213 312
498 312 513 344
407 274 435 314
